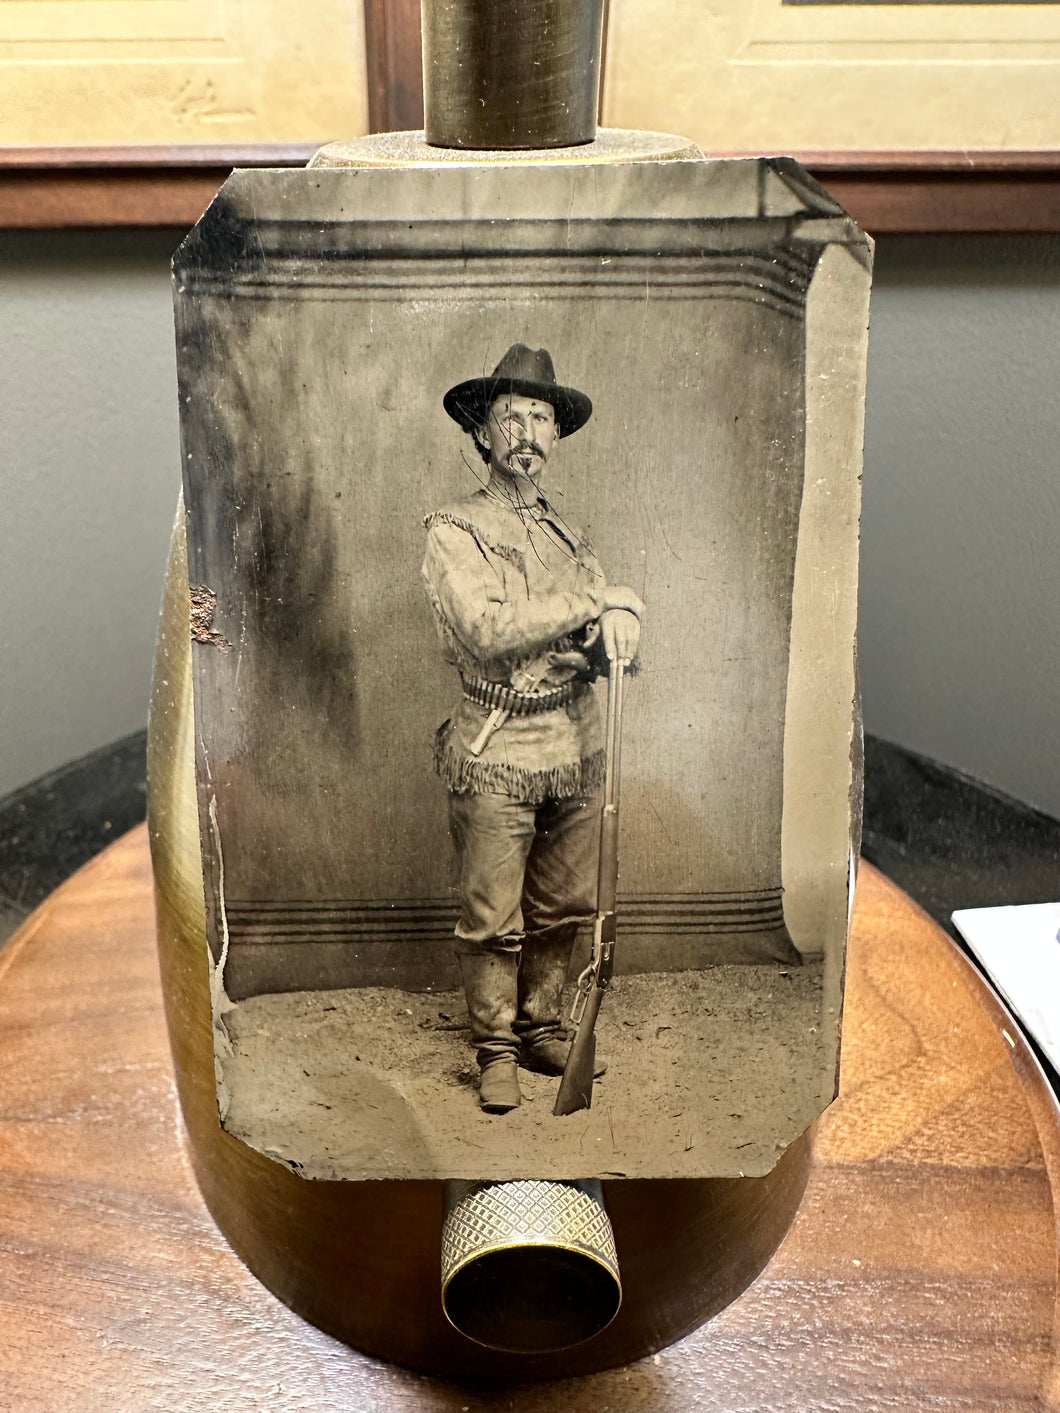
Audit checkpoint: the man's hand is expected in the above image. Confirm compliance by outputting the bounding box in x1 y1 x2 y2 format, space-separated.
600 608 640 666
599 585 643 666
603 586 645 620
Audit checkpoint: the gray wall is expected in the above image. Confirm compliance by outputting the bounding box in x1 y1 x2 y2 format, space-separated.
860 236 1060 817
0 231 181 797
2 228 1058 816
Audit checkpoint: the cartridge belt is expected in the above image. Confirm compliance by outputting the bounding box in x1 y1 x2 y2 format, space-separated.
461 675 583 716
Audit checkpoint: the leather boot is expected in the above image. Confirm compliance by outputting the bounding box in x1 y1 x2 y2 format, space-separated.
477 1057 521 1113
458 950 521 1113
516 925 606 1077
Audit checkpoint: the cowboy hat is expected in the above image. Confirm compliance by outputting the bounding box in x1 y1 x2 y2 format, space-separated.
443 344 592 438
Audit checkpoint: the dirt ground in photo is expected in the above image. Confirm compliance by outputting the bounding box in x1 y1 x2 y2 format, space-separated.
219 961 829 1181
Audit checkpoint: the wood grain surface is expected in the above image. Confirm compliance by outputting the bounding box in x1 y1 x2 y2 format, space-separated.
0 832 1058 1410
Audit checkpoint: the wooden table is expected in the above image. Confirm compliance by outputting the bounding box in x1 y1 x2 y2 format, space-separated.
1 826 1057 1411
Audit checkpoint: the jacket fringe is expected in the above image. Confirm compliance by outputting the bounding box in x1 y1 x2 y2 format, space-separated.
423 512 526 570
434 732 606 804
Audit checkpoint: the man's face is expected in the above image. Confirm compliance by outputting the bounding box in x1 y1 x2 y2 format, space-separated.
477 393 558 481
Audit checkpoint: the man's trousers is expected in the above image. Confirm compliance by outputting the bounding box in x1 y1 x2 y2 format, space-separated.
448 788 602 1067
447 789 602 951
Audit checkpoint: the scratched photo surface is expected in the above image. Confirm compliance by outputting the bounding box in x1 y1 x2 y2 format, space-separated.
174 159 868 1181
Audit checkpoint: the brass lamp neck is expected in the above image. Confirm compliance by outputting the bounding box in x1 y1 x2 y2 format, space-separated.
421 0 605 150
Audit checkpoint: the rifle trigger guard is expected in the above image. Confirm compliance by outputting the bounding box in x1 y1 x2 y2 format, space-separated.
569 960 596 1026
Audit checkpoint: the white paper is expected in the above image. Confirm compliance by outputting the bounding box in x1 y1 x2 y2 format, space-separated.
951 902 1060 1074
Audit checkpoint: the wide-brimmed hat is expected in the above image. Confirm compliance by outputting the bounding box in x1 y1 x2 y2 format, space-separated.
443 344 593 438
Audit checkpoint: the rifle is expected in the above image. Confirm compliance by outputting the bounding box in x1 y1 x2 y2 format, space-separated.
554 656 626 1117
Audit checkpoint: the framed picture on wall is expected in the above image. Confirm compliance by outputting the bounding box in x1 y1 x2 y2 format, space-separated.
604 0 1060 158
0 0 368 148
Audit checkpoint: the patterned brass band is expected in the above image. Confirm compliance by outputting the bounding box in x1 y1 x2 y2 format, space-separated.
460 674 585 716
440 1178 622 1349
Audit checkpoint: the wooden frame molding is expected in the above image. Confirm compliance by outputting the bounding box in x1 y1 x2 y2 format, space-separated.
802 151 1060 236
2 145 1059 234
362 0 424 133
0 145 317 231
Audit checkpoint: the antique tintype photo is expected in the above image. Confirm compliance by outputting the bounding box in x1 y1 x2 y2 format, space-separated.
174 157 869 1182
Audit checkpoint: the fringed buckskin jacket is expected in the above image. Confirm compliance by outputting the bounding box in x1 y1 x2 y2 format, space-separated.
423 487 608 804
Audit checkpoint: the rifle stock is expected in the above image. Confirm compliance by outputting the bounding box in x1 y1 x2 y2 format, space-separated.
553 984 603 1116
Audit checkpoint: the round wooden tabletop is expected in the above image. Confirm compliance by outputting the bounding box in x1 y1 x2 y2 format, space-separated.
1 826 1058 1412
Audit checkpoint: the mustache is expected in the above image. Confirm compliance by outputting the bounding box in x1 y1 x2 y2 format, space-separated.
506 441 546 462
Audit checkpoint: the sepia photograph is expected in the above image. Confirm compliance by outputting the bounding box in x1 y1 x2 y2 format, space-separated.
174 158 867 1181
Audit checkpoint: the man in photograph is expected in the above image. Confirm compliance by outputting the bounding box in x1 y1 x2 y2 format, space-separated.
422 343 643 1113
